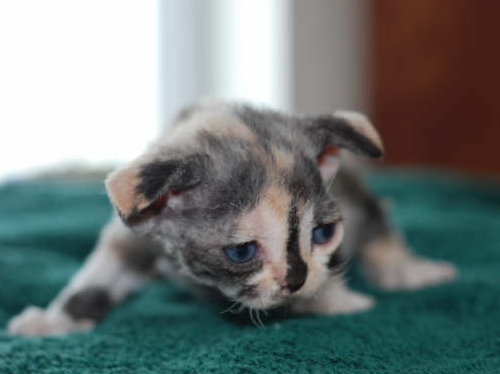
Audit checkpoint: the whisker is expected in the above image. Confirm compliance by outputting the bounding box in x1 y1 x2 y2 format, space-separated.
219 301 240 314
255 309 265 328
235 303 246 313
249 308 258 327
326 174 336 191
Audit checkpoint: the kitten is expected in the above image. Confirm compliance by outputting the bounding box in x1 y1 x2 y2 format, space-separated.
8 100 457 335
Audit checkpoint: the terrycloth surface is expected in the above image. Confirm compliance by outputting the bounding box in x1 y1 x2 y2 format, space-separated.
1 172 499 373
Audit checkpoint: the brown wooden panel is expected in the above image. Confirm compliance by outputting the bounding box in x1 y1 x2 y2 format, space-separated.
372 0 500 175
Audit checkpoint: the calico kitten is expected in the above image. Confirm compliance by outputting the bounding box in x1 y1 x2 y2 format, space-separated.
8 100 456 335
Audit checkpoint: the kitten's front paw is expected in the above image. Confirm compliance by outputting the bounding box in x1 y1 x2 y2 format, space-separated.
366 257 457 291
293 286 375 315
8 306 94 336
325 289 375 315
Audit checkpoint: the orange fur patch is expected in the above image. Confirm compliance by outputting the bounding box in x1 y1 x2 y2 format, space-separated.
272 147 294 171
106 166 150 218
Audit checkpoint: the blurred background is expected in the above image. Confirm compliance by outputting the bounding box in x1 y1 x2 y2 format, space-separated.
1 0 499 181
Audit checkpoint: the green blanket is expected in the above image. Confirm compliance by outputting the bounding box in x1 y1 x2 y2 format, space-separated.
1 172 499 373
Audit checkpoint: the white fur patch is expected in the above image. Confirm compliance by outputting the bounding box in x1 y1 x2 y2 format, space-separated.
362 236 458 290
292 277 374 315
239 188 290 308
8 306 94 336
298 207 345 298
366 257 457 290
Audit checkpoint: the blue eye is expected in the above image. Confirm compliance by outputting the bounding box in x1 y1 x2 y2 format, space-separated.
223 241 258 263
312 223 336 245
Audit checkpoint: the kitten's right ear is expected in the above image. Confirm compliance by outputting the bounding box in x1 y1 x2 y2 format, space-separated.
105 154 209 226
305 111 384 181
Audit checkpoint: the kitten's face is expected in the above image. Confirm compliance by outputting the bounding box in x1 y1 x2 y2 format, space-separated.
161 151 345 310
206 183 345 310
106 102 383 310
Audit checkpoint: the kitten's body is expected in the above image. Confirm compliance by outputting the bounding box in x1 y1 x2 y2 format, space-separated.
8 101 456 336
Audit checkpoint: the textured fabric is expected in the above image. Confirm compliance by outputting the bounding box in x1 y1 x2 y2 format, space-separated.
0 172 499 373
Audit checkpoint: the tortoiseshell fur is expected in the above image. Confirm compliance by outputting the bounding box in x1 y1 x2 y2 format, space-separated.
8 100 456 336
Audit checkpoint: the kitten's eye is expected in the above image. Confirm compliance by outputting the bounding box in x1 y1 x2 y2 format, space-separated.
312 223 336 245
223 241 258 263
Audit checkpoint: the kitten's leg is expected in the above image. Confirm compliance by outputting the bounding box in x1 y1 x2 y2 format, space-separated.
8 217 162 336
292 276 374 315
360 234 457 290
336 168 457 290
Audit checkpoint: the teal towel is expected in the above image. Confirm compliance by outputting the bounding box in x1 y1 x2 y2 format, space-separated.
1 172 499 373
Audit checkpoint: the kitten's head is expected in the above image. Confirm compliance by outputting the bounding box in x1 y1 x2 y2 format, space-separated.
106 101 383 310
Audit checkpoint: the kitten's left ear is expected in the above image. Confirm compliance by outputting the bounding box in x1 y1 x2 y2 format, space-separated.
305 110 384 181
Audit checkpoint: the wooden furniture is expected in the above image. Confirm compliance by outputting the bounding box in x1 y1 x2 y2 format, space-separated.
372 0 500 175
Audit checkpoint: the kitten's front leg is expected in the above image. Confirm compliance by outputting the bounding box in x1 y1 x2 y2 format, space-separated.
291 276 374 316
8 218 161 336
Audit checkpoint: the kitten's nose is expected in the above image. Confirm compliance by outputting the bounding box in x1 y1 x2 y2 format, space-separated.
286 279 306 293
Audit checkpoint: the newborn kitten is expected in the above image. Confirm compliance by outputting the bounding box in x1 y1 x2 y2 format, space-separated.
8 100 456 335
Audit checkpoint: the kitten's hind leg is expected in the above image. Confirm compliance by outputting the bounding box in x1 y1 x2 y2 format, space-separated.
361 235 457 290
335 168 457 290
8 217 162 336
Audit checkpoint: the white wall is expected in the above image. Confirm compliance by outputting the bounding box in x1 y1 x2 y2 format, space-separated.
158 0 291 123
0 0 368 180
159 0 369 120
291 0 370 114
0 0 159 180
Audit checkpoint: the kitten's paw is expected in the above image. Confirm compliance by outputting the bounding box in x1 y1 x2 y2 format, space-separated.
8 306 94 336
325 289 375 315
293 286 375 316
366 258 457 291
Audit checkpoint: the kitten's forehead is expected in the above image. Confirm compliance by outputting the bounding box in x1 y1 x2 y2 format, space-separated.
159 101 257 147
236 184 316 250
237 185 291 243
160 104 336 226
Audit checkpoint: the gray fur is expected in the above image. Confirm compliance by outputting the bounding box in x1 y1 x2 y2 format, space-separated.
135 104 352 291
7 100 457 337
114 101 384 304
332 167 391 257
